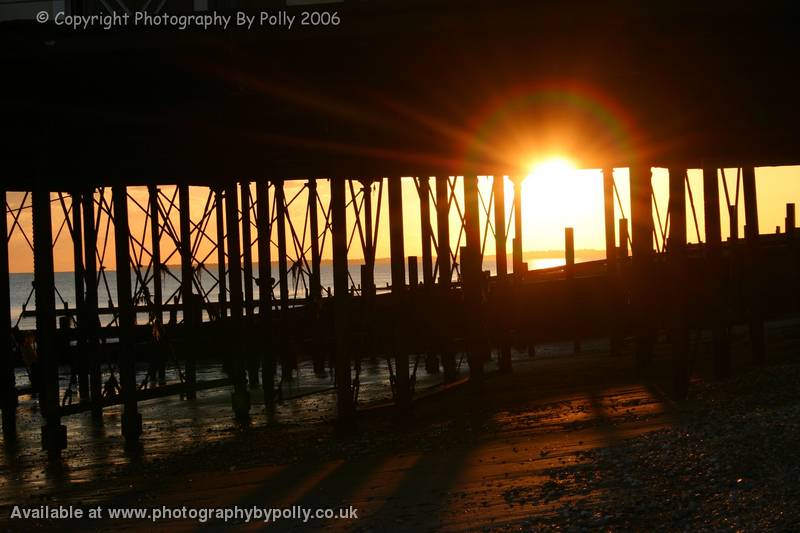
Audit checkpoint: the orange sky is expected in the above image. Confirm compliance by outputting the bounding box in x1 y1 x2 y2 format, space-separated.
5 165 800 273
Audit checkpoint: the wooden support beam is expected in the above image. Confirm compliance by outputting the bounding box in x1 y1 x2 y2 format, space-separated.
743 167 759 241
178 185 196 400
408 256 419 288
703 169 722 245
603 169 617 271
240 181 258 388
275 181 290 312
388 176 411 408
728 205 739 241
493 175 512 372
389 178 407 290
226 186 243 318
565 227 580 354
618 218 629 258
1 187 17 439
435 176 457 381
493 175 508 277
512 177 524 274
33 189 67 458
147 185 165 385
742 166 765 365
274 180 293 381
225 183 250 420
361 179 375 298
629 166 655 367
703 167 730 378
214 188 227 318
112 186 142 444
308 179 322 301
668 168 690 399
463 176 482 269
256 181 275 404
148 186 163 325
463 175 485 381
356 179 375 371
602 169 621 356
307 179 326 376
786 203 796 235
565 227 575 273
70 191 89 403
418 177 434 286
82 190 102 418
331 177 354 421
241 182 254 319
435 177 452 286
668 169 687 257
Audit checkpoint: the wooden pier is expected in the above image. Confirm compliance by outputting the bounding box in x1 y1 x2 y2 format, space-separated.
1 171 798 459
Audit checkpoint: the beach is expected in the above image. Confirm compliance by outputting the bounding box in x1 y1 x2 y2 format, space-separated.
2 317 798 531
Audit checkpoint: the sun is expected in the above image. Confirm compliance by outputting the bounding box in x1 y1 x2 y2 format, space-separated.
527 156 577 181
519 155 604 251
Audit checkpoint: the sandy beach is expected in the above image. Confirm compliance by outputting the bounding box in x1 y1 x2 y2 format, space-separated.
2 316 799 531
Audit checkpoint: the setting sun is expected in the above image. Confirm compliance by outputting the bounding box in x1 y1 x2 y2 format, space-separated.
528 156 577 181
520 156 605 252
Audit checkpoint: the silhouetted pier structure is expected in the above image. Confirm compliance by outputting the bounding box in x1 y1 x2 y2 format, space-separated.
2 1 800 461
2 170 798 459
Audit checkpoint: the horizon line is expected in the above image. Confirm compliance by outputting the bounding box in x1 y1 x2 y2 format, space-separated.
9 249 608 275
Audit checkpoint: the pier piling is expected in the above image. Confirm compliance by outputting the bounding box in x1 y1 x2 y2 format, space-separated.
512 177 524 274
418 177 438 374
331 178 354 421
668 168 690 399
629 167 656 367
148 185 166 385
179 185 197 400
743 166 765 365
389 177 411 408
703 167 731 378
113 186 142 443
603 169 621 355
435 176 457 382
214 187 228 319
463 175 485 381
275 180 293 381
81 191 102 418
618 218 629 258
33 189 66 458
493 175 512 372
225 184 250 420
256 181 275 403
240 181 259 388
1 188 16 440
70 191 89 403
565 227 580 354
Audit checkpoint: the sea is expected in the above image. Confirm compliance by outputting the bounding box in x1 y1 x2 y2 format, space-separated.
8 251 606 331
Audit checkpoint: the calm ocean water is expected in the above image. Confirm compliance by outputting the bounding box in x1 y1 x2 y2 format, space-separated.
8 251 606 330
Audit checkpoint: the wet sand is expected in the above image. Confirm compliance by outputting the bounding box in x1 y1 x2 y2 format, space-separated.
2 318 799 531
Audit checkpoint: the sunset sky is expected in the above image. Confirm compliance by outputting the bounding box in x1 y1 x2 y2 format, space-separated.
5 164 800 274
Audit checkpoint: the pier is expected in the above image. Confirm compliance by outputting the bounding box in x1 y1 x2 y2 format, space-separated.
1 169 798 458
